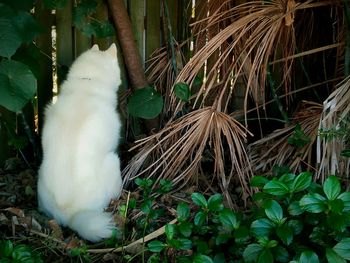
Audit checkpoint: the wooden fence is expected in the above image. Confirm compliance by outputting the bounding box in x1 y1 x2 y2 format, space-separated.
0 0 191 166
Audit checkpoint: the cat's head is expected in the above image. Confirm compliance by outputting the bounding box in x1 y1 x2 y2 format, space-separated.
67 44 121 88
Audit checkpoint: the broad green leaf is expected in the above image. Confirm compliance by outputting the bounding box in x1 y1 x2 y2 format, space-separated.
207 194 224 212
328 199 344 214
276 224 293 245
165 224 176 240
288 201 304 216
127 86 163 119
288 123 311 148
0 60 37 112
147 240 166 253
89 20 115 38
140 199 152 214
250 176 269 188
177 238 192 250
0 14 22 58
299 193 326 213
274 246 289 263
291 171 312 193
158 179 173 193
279 173 296 188
194 211 206 226
13 11 44 43
178 221 192 237
258 249 274 263
193 254 213 263
174 82 191 102
177 202 190 221
194 239 208 254
287 220 303 235
323 176 341 200
11 244 32 260
191 193 207 208
243 243 263 262
264 200 283 223
338 192 350 211
333 238 350 260
1 0 34 11
215 233 230 245
0 240 13 257
326 248 346 263
251 218 275 237
219 209 239 229
263 180 289 196
300 250 319 263
234 226 250 244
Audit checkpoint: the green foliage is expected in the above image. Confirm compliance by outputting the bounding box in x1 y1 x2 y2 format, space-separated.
127 86 164 119
0 240 43 262
287 123 311 148
147 172 350 262
0 2 40 113
174 82 191 102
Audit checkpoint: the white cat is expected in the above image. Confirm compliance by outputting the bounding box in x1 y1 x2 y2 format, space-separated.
38 44 122 242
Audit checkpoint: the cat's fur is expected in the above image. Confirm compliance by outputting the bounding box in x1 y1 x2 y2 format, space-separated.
38 44 122 242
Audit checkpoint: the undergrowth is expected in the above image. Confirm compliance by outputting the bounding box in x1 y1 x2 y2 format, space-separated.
2 170 350 262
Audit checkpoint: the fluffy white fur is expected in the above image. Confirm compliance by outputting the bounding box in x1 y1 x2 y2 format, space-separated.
38 44 122 242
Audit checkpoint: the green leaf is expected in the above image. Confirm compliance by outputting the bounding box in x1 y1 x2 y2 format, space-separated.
13 11 44 43
288 201 304 216
274 246 289 263
0 240 13 257
177 238 192 250
193 254 213 263
194 211 206 226
0 12 22 58
140 199 152 214
158 179 173 193
333 238 350 260
323 176 341 200
0 60 37 112
1 0 34 11
243 243 263 262
299 193 326 213
178 221 192 237
251 218 275 237
250 176 269 188
207 194 224 212
89 20 115 38
264 200 283 223
328 199 344 214
234 226 250 244
165 224 176 240
12 244 32 260
147 240 166 253
191 193 208 208
258 249 274 263
43 0 68 9
338 192 350 211
288 123 311 148
127 86 163 119
194 239 208 254
213 253 225 263
340 149 350 158
326 248 346 263
219 209 239 229
291 171 312 193
299 250 319 263
263 180 289 196
174 82 191 102
287 220 303 235
276 224 293 245
279 173 296 187
177 202 190 221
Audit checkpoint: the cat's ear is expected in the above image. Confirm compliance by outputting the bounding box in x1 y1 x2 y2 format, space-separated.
91 44 99 51
106 43 117 57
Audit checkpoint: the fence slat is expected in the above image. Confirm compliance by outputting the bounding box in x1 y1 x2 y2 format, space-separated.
129 0 145 64
145 0 161 60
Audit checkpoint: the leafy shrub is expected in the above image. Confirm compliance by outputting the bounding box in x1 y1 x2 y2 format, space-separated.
147 172 350 262
0 240 43 263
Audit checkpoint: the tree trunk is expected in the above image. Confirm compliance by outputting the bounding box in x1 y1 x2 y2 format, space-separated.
107 0 159 133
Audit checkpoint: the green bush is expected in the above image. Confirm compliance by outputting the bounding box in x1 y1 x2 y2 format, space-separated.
147 172 350 262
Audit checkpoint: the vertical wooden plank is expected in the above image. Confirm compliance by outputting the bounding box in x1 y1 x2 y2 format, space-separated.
0 108 10 166
35 0 53 132
75 31 91 57
145 0 161 59
56 0 73 84
128 0 145 64
167 0 178 40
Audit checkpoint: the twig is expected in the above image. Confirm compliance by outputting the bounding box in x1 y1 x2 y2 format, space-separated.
87 218 177 254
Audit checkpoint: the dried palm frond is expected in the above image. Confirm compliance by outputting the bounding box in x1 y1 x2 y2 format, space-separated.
249 101 322 174
316 76 350 181
123 107 253 205
175 0 337 118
